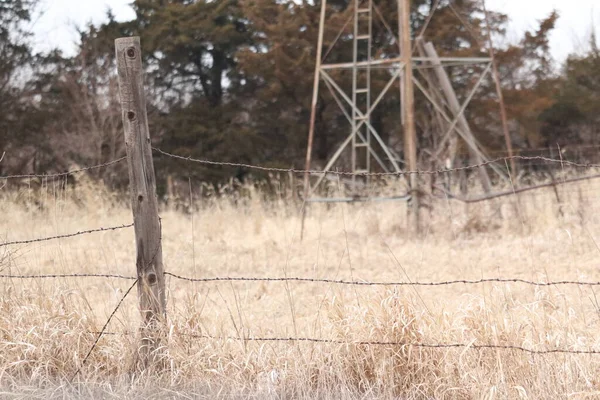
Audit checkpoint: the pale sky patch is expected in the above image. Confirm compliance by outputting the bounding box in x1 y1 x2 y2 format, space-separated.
486 0 599 61
29 0 600 63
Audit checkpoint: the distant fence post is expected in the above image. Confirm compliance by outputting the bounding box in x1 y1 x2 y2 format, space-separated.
115 36 166 365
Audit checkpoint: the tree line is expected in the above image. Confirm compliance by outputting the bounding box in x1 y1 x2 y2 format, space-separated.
1 0 599 192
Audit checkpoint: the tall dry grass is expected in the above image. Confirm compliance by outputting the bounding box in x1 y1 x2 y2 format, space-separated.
2 173 600 398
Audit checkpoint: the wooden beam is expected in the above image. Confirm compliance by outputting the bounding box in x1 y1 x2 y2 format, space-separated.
301 0 327 240
415 38 457 167
421 41 492 193
320 56 490 70
400 0 420 233
115 36 166 365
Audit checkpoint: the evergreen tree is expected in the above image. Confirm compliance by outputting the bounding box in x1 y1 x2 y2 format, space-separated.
0 0 39 174
540 32 600 149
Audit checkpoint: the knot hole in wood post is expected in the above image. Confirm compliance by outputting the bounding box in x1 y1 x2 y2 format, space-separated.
127 111 136 121
147 272 157 286
126 47 136 58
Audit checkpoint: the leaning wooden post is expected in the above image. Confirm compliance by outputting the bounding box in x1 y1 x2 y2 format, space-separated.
115 36 166 364
300 0 327 240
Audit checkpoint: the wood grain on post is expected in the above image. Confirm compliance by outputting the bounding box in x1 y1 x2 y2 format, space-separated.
115 36 166 360
300 0 328 240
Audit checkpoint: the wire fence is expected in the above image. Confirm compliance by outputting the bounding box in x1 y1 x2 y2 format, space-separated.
5 272 600 289
5 270 599 359
151 147 600 177
84 330 600 356
0 157 127 181
2 149 599 195
3 150 600 373
0 223 134 248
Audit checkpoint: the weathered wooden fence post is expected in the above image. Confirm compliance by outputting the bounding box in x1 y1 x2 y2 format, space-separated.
115 36 166 365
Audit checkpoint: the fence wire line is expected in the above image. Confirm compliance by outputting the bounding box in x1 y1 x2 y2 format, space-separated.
152 147 600 176
4 272 600 288
87 330 600 355
0 157 127 180
162 274 600 288
0 223 134 248
72 278 138 381
72 222 164 378
1 148 597 181
0 273 136 280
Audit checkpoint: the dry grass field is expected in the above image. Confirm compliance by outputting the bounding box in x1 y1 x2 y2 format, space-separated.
2 173 600 399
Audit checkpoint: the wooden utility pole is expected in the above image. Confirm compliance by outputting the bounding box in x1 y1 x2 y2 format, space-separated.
115 36 166 364
399 0 419 233
482 0 516 177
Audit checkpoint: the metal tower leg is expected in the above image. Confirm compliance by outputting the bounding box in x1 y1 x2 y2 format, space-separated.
352 0 373 190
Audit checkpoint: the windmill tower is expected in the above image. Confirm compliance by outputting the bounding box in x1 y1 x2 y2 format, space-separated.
300 0 513 234
302 0 410 200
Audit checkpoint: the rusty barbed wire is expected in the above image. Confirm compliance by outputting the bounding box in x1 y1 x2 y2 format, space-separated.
433 172 600 203
183 334 600 355
72 278 138 381
0 157 127 180
72 218 163 379
163 273 600 287
0 223 134 248
151 147 600 177
0 273 136 280
5 271 600 288
3 272 597 359
84 330 600 355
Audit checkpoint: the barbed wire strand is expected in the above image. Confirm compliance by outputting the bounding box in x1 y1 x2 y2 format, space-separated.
0 273 136 280
86 330 600 355
1 147 598 181
187 334 600 355
3 152 599 364
0 157 127 180
0 223 134 248
163 273 600 288
71 278 138 381
71 217 163 380
432 173 600 203
3 269 597 359
151 147 600 177
5 271 600 288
